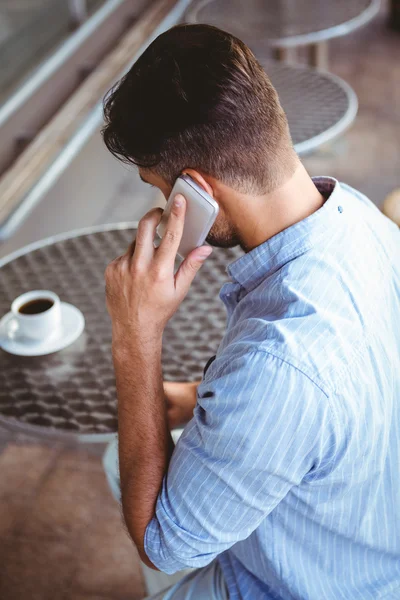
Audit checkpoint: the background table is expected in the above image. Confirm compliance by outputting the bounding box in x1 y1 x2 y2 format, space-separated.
0 224 242 441
186 0 381 68
250 60 357 155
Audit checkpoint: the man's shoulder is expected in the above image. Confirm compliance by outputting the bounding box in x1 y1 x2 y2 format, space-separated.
196 342 337 447
204 339 330 400
219 302 363 398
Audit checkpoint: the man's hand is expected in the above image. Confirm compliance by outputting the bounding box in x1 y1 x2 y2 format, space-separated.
105 194 213 347
164 381 200 429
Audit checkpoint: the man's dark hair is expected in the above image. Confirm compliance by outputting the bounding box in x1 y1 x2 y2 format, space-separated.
102 24 296 194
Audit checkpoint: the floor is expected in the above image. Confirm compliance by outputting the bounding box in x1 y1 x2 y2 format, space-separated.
0 430 146 600
0 2 399 599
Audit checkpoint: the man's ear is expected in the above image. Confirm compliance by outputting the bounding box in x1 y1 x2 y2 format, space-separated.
182 169 214 198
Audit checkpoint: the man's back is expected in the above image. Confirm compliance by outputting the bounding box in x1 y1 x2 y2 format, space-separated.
145 178 400 599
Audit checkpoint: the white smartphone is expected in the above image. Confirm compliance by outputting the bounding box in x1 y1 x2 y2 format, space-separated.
156 174 219 259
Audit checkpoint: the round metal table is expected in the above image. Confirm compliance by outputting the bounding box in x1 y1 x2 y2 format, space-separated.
186 0 381 67
249 59 357 155
0 224 242 442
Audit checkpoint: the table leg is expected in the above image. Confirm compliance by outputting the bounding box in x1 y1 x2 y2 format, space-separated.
68 0 88 29
308 42 329 70
389 0 400 30
272 47 297 64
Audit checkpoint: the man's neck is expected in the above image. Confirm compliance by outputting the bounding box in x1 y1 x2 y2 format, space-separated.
228 164 325 252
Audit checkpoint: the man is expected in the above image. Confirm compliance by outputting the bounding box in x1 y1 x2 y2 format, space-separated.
102 24 400 600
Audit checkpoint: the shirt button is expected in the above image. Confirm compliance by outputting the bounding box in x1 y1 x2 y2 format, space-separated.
338 205 343 213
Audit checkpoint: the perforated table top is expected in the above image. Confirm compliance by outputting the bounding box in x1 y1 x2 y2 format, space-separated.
0 225 242 440
260 60 357 155
186 0 381 47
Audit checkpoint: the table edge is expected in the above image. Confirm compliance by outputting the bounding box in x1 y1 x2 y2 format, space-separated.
0 414 117 443
0 221 140 269
187 0 381 47
254 59 359 155
293 70 359 154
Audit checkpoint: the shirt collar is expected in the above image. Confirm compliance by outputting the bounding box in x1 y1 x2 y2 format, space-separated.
227 177 343 292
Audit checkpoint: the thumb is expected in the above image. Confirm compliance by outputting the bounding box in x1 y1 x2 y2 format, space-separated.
175 246 213 294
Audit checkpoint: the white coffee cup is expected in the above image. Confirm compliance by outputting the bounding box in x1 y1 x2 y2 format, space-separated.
10 290 62 342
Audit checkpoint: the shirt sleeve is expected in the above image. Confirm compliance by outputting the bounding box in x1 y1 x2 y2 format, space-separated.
144 348 337 573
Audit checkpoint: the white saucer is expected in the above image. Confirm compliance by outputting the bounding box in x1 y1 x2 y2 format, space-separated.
0 303 85 356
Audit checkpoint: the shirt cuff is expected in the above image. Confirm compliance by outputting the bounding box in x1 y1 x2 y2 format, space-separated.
144 516 196 574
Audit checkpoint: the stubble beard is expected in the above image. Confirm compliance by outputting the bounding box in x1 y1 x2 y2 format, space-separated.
206 219 244 250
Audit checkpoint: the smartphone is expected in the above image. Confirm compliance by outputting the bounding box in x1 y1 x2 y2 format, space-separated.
156 174 219 259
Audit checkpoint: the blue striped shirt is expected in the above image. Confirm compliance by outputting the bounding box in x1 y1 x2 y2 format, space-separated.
145 177 400 599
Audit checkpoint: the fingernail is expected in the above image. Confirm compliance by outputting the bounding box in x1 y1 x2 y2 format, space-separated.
174 194 184 206
174 194 184 207
198 247 213 259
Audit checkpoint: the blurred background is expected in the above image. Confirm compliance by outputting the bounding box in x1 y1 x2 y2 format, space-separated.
0 0 399 260
0 1 399 599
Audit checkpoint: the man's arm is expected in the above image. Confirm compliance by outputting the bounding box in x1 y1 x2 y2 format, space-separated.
112 334 173 569
143 348 338 574
164 381 199 429
105 194 212 566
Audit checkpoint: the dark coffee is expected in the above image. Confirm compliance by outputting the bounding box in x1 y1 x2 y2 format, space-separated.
19 298 54 315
